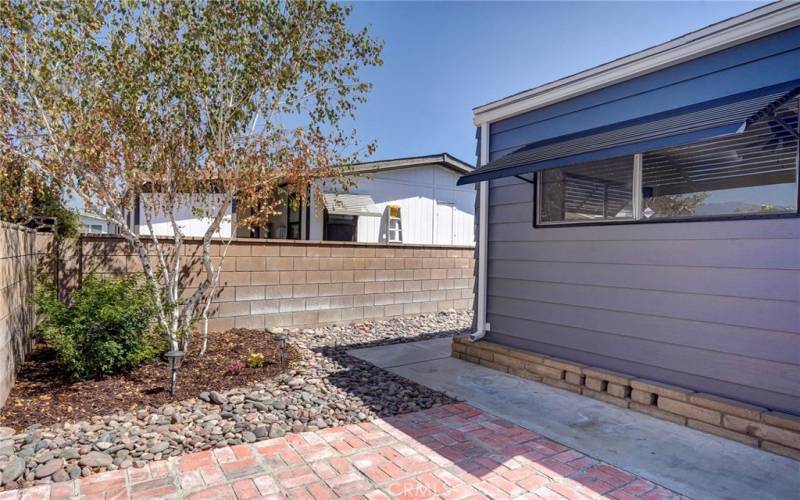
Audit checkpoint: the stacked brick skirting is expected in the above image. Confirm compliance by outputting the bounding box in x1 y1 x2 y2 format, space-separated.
452 338 800 461
71 235 475 329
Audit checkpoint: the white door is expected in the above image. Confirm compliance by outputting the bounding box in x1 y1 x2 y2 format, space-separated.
434 201 454 245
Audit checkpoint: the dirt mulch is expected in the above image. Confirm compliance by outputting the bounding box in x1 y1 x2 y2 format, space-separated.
0 328 300 429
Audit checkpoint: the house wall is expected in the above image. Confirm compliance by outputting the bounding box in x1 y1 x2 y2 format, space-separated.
0 223 49 407
309 165 476 245
480 28 800 415
79 214 108 234
137 193 233 238
76 235 474 329
484 175 800 414
135 165 475 246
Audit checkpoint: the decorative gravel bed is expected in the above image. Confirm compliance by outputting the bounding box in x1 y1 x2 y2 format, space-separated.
0 310 471 490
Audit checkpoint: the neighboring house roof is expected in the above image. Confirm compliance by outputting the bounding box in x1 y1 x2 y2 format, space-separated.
346 153 474 176
137 154 474 195
473 2 800 125
76 210 106 222
321 193 382 217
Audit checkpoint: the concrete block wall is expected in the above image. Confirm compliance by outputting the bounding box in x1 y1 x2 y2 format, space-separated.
78 236 475 329
0 222 45 407
453 337 800 461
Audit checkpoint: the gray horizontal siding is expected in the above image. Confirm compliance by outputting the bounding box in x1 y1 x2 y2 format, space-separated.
484 177 800 414
489 219 800 242
489 260 800 302
486 296 799 366
488 240 800 270
489 277 798 334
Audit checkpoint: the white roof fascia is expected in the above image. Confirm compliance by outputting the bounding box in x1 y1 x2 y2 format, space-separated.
473 2 800 126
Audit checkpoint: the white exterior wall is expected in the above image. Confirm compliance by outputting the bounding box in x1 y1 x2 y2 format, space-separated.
134 165 475 245
137 194 233 238
79 213 112 234
309 164 475 245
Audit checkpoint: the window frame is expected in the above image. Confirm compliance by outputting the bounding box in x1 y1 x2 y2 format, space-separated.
387 217 402 243
533 113 800 228
285 191 303 240
534 154 639 226
322 211 358 242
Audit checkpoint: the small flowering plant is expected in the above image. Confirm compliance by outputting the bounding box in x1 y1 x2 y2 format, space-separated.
246 352 265 369
226 360 245 376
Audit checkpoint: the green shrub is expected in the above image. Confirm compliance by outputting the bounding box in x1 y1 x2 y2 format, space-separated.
35 275 163 380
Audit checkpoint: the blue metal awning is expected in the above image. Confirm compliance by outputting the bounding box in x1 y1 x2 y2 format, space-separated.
458 81 800 185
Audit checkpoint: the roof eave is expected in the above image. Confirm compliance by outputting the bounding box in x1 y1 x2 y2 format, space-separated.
473 2 800 126
349 153 474 175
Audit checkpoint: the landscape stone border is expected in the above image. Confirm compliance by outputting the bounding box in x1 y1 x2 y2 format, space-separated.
452 337 800 461
0 312 470 491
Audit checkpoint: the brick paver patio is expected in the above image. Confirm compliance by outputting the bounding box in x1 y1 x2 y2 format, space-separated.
3 403 685 499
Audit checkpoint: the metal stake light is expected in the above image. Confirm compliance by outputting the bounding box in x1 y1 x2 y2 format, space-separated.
272 332 288 369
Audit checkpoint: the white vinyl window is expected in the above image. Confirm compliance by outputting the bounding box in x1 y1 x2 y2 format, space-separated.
537 101 799 225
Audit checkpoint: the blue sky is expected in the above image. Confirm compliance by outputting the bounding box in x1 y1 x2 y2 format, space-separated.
345 1 767 165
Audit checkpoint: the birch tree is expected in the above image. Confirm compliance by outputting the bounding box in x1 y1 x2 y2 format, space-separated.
0 0 382 353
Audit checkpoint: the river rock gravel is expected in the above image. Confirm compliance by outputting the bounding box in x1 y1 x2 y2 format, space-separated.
0 310 471 490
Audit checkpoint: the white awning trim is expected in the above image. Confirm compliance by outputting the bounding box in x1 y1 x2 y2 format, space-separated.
322 193 382 217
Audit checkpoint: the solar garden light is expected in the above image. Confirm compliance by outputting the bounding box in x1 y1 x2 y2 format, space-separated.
164 350 185 397
272 331 288 369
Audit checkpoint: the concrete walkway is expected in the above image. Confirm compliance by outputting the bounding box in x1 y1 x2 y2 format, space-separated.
3 404 683 499
348 338 800 500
